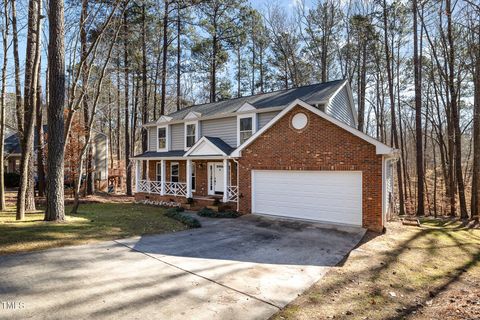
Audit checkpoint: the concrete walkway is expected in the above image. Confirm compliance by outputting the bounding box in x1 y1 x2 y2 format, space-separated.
0 214 365 320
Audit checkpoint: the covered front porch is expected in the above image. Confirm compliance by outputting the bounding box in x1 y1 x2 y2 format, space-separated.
134 157 239 206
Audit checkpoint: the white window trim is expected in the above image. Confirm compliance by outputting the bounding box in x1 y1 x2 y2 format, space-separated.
157 125 169 152
184 120 199 151
170 162 179 183
237 113 257 146
156 162 162 182
191 161 196 192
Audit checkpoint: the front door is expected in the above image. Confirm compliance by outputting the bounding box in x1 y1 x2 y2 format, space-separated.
214 164 224 194
208 163 224 195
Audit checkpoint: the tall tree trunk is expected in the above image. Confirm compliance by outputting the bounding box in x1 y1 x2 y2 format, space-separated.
160 0 169 115
11 0 23 138
472 28 480 220
141 4 148 152
211 33 217 102
45 0 66 222
124 8 132 196
116 57 121 161
413 0 424 216
0 0 9 211
382 0 405 215
357 43 366 132
446 0 468 219
81 0 94 196
17 0 41 219
176 4 181 111
35 65 45 198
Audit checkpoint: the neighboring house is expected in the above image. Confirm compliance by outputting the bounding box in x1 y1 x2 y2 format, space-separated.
133 79 397 232
4 128 109 191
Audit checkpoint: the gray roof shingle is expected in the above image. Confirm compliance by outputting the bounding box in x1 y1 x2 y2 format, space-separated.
133 150 185 158
200 137 234 155
146 79 345 124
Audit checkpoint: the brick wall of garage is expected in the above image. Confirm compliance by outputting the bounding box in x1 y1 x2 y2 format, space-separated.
237 105 384 232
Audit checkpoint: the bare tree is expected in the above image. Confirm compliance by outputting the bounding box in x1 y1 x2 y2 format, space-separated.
0 0 10 211
17 0 42 220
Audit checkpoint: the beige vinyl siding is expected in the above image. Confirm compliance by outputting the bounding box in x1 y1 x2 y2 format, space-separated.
258 111 280 129
327 86 355 127
94 134 108 180
202 116 237 147
148 127 157 151
170 123 184 150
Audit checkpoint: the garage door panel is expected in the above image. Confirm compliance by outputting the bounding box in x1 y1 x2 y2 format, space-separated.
252 170 362 226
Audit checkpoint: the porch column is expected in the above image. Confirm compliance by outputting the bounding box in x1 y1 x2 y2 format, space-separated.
186 159 193 198
146 160 150 193
160 159 166 196
223 159 229 203
135 160 140 192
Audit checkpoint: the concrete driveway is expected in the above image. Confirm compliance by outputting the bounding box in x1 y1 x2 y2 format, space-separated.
0 214 365 320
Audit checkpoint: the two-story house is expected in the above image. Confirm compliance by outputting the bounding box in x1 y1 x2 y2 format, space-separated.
133 79 397 232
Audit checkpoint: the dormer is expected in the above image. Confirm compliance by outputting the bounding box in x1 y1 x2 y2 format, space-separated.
184 111 202 120
156 115 172 124
235 102 256 113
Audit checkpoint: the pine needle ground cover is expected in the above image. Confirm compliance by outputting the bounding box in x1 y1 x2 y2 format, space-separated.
273 219 480 320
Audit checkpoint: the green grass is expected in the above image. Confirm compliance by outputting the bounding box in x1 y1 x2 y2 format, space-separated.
272 219 480 320
0 203 188 255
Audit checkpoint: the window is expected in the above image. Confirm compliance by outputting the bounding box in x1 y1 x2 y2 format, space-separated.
239 117 253 144
191 162 196 191
156 162 162 181
185 123 197 148
170 163 179 183
158 127 167 150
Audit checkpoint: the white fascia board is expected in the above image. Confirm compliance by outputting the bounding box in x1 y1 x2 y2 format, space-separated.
231 98 397 157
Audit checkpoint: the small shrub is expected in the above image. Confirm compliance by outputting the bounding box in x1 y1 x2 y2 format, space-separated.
165 207 201 228
198 207 241 219
212 198 221 206
4 172 20 188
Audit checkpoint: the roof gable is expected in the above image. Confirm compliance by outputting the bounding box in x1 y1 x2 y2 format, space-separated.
184 136 233 157
236 102 256 113
231 99 397 157
156 115 172 124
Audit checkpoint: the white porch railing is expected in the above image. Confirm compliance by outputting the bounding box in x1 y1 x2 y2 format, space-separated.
165 182 187 197
138 180 150 193
227 186 238 202
138 179 236 202
138 180 187 197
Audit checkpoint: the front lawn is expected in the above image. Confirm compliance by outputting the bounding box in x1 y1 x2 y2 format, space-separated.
0 203 188 255
273 219 480 320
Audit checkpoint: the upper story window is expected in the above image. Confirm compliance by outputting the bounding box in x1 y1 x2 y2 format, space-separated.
237 114 257 145
185 121 198 149
157 126 168 151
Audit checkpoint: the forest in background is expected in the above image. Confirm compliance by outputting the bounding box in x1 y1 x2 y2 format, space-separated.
0 0 479 221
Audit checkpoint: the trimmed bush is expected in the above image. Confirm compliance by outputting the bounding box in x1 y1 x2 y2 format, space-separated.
4 172 20 188
165 207 201 228
197 207 241 219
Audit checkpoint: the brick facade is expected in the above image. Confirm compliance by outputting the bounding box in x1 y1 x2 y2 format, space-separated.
135 104 384 232
237 105 384 232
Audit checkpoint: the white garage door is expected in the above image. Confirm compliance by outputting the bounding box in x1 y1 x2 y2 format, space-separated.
252 170 362 226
